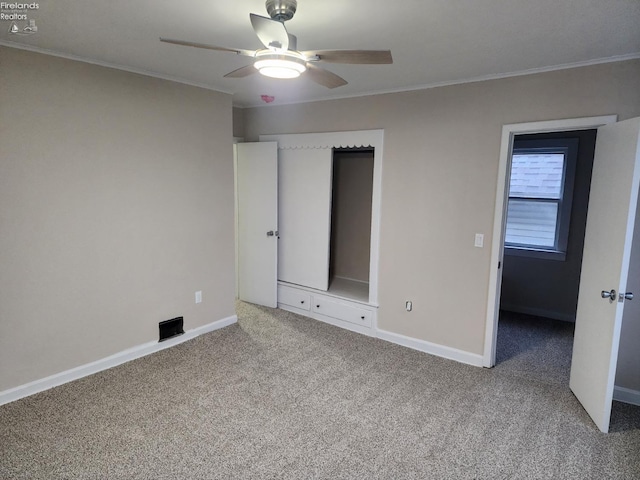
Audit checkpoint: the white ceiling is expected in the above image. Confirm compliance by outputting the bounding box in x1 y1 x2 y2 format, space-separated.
1 0 639 108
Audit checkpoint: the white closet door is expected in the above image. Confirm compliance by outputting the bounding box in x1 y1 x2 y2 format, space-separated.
236 142 279 307
278 148 333 291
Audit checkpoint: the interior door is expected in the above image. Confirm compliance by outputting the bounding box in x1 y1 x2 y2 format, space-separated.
570 117 640 432
236 142 278 307
278 148 333 290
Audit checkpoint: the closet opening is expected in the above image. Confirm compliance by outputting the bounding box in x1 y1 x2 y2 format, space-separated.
328 148 375 303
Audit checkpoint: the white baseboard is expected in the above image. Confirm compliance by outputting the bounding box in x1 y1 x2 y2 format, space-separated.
500 305 575 323
376 328 484 367
613 385 640 406
0 315 237 407
279 299 481 367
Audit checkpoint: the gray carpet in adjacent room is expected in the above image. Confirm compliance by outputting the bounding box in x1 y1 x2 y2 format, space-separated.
1 303 639 479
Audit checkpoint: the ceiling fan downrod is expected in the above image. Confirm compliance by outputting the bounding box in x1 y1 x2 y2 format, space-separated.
265 0 297 22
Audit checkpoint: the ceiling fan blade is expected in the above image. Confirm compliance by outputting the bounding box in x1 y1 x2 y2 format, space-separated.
160 37 255 57
302 50 393 65
224 64 258 78
250 13 289 50
305 63 348 89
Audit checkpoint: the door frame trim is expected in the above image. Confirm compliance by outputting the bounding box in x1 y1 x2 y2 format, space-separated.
233 139 243 298
482 115 618 367
261 129 384 306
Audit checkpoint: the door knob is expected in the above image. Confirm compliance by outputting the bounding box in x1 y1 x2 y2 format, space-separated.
619 292 634 301
601 289 616 303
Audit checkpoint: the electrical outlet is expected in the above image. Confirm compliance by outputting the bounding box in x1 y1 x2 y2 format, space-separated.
195 291 202 304
406 301 412 312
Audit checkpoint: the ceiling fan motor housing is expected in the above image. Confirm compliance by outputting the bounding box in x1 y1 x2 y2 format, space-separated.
266 0 297 22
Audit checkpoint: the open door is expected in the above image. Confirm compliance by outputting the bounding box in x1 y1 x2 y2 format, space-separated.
236 142 278 307
570 117 640 432
277 147 334 291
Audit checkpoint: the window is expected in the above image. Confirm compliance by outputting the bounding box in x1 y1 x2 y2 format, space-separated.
504 138 579 260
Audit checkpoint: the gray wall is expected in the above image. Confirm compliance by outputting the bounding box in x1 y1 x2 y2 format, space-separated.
233 107 245 139
500 130 597 322
3 45 638 394
241 60 640 383
0 47 236 392
330 151 374 283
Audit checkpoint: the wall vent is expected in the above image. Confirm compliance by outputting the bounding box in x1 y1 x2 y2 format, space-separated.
159 317 185 342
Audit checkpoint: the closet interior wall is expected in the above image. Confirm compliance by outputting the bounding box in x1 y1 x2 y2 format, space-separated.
329 149 374 301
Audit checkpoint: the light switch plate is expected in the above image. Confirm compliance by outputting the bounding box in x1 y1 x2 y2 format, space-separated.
474 233 484 248
195 291 202 304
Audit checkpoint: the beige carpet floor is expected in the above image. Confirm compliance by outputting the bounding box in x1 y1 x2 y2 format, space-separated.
1 303 639 479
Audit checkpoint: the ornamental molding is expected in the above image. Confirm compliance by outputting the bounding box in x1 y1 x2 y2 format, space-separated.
260 129 383 151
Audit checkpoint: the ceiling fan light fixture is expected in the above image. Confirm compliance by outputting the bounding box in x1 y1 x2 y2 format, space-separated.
160 1 390 89
265 0 297 22
254 53 306 79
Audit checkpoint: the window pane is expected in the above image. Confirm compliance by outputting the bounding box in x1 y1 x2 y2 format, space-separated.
509 153 565 199
505 199 558 248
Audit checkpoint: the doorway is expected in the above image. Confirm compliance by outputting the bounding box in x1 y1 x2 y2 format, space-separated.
496 130 597 369
235 129 385 311
328 148 375 303
484 115 640 432
483 115 617 367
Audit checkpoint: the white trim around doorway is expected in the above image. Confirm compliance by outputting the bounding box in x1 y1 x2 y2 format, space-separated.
482 115 618 368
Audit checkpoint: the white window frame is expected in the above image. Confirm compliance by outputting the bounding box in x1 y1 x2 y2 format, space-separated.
504 137 579 261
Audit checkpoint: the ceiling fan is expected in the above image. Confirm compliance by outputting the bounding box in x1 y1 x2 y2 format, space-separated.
159 0 392 89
